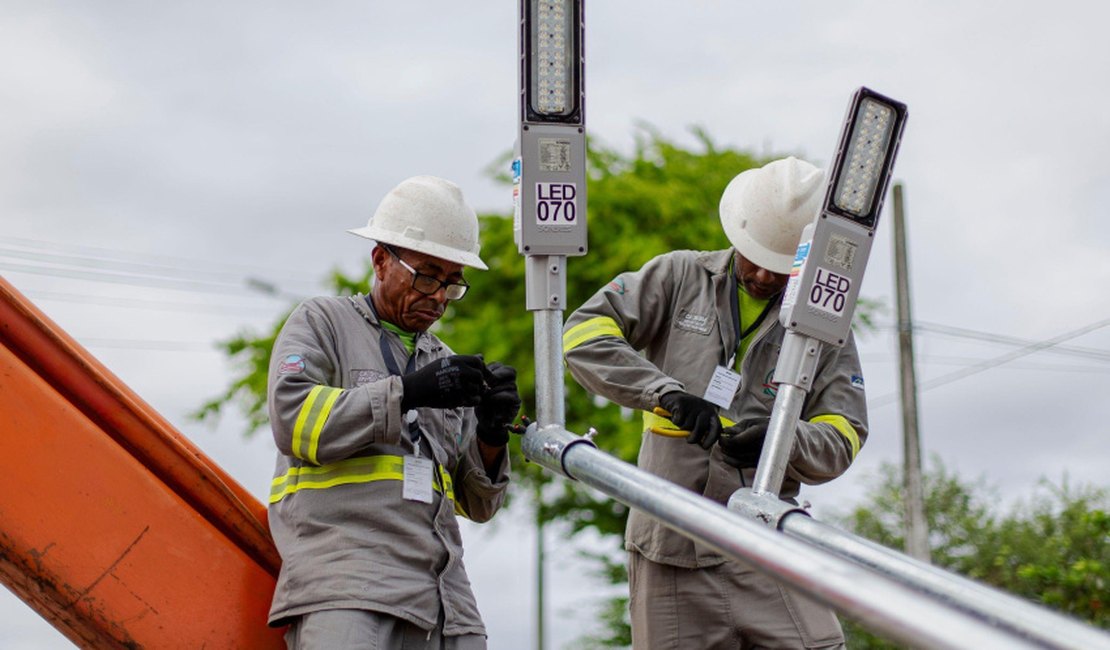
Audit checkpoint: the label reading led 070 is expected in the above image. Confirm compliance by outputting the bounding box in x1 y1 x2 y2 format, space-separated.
535 182 578 224
808 267 851 316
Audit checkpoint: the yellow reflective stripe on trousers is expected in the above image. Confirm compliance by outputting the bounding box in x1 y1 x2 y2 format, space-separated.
563 316 624 353
809 414 861 459
270 454 457 505
641 409 735 436
292 385 343 464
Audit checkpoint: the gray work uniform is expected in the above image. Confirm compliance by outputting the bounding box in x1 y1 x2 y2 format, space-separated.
563 249 867 648
266 294 509 641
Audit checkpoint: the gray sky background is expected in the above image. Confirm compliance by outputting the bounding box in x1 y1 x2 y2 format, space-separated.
3 2 1108 648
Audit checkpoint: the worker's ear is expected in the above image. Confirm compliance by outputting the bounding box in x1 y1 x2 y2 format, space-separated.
371 245 389 276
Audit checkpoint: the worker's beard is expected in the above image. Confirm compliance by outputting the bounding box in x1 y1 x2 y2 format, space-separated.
403 298 445 332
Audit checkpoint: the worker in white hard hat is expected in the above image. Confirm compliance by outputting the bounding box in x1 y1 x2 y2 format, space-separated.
266 176 521 649
563 157 867 649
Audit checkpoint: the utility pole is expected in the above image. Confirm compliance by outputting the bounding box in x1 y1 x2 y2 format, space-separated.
535 483 546 650
892 182 930 562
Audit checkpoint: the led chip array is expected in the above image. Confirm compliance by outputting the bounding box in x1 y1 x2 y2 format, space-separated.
834 98 895 216
534 0 571 115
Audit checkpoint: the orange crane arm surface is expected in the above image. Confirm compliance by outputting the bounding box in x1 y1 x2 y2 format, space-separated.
0 276 285 648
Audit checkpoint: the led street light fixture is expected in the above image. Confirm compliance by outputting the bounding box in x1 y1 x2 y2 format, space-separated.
824 87 907 229
523 0 583 123
515 0 587 258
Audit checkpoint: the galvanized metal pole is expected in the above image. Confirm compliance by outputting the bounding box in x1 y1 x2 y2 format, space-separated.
773 506 1110 650
520 426 1046 650
528 255 567 428
526 253 567 650
893 182 930 562
751 331 821 497
534 482 546 650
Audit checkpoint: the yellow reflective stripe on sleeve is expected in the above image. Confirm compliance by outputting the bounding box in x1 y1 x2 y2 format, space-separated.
291 386 323 460
563 316 624 353
270 454 457 505
642 408 735 437
809 414 861 459
307 387 342 464
291 385 343 464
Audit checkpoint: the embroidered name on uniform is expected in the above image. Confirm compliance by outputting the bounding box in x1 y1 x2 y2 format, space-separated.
351 369 387 386
674 310 713 335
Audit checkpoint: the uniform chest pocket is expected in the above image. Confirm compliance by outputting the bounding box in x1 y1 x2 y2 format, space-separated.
673 308 717 336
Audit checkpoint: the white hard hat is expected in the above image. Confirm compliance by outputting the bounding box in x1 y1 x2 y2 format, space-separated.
348 175 488 270
719 157 824 274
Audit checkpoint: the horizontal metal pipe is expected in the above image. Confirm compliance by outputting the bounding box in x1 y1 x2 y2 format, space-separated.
779 511 1110 650
523 426 1040 649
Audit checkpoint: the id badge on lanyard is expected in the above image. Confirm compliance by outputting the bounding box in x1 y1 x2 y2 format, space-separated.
703 271 773 410
370 297 436 504
705 363 741 409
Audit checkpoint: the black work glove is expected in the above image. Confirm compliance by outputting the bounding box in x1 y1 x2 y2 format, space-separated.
717 417 771 468
475 361 522 447
658 391 722 449
400 355 485 410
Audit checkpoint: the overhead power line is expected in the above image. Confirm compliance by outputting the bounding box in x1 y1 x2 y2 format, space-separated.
0 240 315 302
0 235 318 290
0 260 277 297
24 290 281 315
0 235 321 303
860 353 1110 374
911 320 1110 363
77 338 217 352
869 317 1110 407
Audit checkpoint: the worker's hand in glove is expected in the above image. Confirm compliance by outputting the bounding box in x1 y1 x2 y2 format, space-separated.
400 355 486 410
658 391 722 449
717 417 772 468
475 361 523 447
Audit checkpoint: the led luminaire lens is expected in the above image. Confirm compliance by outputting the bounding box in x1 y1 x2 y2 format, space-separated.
833 98 896 216
531 0 574 116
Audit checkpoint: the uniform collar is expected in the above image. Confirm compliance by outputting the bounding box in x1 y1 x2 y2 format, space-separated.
696 248 735 276
349 294 441 354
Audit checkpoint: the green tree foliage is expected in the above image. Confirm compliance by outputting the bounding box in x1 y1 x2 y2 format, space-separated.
838 459 1109 648
196 127 775 525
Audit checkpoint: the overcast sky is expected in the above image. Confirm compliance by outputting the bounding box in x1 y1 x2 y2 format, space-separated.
3 2 1109 648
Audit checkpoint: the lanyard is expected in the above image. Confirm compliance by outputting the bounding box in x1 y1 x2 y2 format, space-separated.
726 271 776 369
366 297 423 450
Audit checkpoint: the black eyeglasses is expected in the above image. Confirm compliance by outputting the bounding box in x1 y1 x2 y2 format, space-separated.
384 246 470 301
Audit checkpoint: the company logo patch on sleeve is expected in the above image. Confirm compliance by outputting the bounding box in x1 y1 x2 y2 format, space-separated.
762 369 778 398
851 375 865 389
606 277 626 295
278 354 306 375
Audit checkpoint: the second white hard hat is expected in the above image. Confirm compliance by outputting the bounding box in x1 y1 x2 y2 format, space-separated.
348 175 488 270
719 157 824 275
